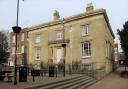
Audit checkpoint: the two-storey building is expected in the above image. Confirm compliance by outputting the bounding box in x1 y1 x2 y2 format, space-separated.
27 3 115 78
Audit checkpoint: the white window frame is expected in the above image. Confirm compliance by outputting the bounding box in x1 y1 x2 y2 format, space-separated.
56 32 63 40
82 25 89 36
21 33 25 41
12 47 15 54
12 35 15 43
35 47 41 61
35 34 40 43
21 45 24 53
82 42 91 58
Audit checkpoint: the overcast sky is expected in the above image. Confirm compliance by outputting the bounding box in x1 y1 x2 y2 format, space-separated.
0 0 128 48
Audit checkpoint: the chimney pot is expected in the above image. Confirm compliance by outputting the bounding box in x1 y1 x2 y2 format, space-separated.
53 10 60 21
86 3 94 13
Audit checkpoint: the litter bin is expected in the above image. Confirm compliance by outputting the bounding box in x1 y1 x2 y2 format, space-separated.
49 66 55 77
19 67 27 82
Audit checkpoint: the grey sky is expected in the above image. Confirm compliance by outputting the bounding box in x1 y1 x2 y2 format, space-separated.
0 0 128 43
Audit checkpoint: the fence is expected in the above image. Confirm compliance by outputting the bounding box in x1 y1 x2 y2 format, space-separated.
27 63 95 77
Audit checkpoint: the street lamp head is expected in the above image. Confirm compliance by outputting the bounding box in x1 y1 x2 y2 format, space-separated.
12 26 21 34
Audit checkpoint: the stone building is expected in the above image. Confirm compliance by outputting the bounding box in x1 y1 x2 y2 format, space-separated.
9 28 28 66
113 43 120 70
26 3 115 77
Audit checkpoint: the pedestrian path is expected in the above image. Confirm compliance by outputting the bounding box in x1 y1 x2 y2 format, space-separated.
1 67 126 89
0 74 96 89
87 67 128 89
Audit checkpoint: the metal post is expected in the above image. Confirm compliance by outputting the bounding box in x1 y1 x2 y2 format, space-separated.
14 0 20 85
16 0 20 26
62 18 66 77
63 47 65 77
14 33 18 85
56 65 57 77
33 75 35 82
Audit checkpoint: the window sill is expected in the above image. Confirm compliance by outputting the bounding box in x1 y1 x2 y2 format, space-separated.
56 39 63 41
82 34 89 37
81 56 91 59
35 42 40 44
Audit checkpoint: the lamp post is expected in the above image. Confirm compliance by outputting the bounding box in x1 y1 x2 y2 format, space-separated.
61 18 66 77
62 44 66 77
12 0 22 85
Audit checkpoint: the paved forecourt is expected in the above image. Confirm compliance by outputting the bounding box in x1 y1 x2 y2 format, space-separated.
87 67 128 89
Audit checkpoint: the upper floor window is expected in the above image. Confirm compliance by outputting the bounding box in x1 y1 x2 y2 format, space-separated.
56 32 63 40
35 34 40 43
35 47 41 60
12 47 15 54
82 25 89 36
12 35 15 43
21 33 25 41
21 45 24 53
82 42 91 57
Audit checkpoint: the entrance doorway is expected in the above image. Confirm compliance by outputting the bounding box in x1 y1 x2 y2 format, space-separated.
57 48 62 63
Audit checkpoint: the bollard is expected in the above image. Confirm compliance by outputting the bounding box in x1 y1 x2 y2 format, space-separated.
33 75 35 82
63 65 65 77
31 69 35 82
56 65 57 77
69 65 71 75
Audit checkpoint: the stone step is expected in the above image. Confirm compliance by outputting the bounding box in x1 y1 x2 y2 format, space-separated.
68 79 95 89
43 76 90 89
79 80 97 89
25 75 85 89
59 78 94 89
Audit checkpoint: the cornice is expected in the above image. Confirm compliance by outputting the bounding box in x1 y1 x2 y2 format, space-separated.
27 9 105 31
26 8 115 38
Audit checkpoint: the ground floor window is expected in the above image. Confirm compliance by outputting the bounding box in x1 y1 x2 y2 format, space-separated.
35 47 41 61
82 42 91 57
34 60 41 70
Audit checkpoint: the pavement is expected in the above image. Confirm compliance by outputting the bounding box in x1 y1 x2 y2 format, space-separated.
0 74 84 89
87 67 128 89
0 67 128 89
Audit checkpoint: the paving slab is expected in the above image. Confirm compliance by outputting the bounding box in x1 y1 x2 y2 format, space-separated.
0 74 82 89
87 67 128 89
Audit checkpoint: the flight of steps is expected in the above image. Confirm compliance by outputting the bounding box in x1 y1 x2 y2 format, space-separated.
25 75 97 89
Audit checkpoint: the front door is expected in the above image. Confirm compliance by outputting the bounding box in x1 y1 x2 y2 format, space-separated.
57 48 62 63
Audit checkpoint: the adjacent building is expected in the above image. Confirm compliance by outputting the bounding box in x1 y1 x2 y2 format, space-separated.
26 3 115 77
113 43 120 70
9 29 28 66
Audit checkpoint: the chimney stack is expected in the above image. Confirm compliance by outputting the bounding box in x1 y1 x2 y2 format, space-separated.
53 10 60 21
86 3 94 13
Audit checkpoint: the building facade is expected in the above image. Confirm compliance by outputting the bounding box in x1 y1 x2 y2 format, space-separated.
9 29 28 66
113 43 119 70
26 3 114 77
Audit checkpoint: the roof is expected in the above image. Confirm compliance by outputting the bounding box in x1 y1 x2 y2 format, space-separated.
26 8 115 38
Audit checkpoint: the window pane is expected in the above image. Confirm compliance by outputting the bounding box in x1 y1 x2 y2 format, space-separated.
12 35 15 43
35 34 40 43
12 47 15 54
82 42 91 57
35 47 41 60
21 45 24 53
21 33 24 41
82 25 89 36
56 32 63 40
